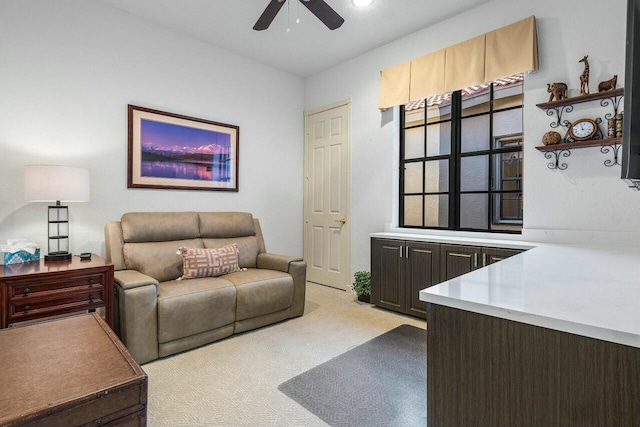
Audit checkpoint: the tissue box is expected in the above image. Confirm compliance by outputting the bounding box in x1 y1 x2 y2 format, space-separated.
3 249 40 265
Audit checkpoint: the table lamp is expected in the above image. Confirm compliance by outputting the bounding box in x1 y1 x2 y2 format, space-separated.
24 165 90 261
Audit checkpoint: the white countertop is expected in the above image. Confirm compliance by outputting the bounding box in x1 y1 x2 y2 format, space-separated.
371 231 536 250
419 243 640 348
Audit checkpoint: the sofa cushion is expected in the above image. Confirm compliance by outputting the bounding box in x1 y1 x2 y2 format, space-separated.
157 278 236 344
199 212 255 238
122 212 200 243
202 237 260 269
123 239 203 283
179 244 241 279
223 269 294 321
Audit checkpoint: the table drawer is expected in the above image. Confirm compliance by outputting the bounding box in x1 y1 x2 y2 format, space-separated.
8 273 105 299
8 289 105 321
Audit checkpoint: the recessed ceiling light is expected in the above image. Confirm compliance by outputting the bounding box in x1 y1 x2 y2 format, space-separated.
352 0 374 8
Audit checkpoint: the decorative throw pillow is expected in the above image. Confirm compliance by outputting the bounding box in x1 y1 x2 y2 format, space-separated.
178 244 241 279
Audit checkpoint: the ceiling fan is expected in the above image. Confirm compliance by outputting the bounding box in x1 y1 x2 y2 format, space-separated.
253 0 345 31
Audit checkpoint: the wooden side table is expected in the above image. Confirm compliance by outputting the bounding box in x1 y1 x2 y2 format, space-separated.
0 255 114 329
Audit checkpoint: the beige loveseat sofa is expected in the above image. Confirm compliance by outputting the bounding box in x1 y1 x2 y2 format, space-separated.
104 211 306 364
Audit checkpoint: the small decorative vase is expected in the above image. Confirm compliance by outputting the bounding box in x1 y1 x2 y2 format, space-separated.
357 294 371 303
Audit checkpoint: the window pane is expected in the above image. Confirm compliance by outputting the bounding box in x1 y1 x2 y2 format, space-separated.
403 196 423 226
495 134 523 150
424 159 449 193
427 100 452 124
461 114 490 152
425 195 449 227
460 155 488 192
404 162 423 193
460 193 488 229
462 89 490 116
493 152 522 191
491 192 523 232
404 106 424 127
404 127 425 159
494 82 524 110
493 109 523 139
426 121 451 156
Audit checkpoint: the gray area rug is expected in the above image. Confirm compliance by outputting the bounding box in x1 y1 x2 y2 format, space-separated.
278 324 426 427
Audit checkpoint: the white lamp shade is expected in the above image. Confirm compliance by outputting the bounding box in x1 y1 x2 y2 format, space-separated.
24 165 90 202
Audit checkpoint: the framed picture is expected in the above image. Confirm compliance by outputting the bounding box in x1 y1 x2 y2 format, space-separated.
128 105 239 192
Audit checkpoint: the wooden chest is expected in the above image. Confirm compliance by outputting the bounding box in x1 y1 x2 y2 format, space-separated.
0 313 147 426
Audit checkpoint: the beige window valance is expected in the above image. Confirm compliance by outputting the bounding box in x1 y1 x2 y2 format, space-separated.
379 16 538 109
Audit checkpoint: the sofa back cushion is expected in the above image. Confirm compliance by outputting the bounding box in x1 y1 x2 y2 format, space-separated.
199 212 261 269
124 239 204 283
198 212 255 238
122 212 200 243
202 237 259 269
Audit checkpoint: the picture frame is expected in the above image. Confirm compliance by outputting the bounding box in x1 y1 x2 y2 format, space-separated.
128 105 239 192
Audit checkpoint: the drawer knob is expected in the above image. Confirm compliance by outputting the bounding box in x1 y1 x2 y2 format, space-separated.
24 305 30 312
88 279 95 286
24 288 30 295
89 295 94 301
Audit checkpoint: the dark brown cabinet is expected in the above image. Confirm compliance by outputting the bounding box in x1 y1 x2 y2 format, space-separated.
439 244 482 281
371 238 524 318
371 238 440 318
440 245 523 281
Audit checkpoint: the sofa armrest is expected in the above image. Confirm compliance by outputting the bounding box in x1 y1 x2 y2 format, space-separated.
257 253 306 318
114 270 159 292
256 253 303 273
114 270 159 364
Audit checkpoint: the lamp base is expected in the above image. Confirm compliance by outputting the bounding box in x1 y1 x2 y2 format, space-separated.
45 252 72 262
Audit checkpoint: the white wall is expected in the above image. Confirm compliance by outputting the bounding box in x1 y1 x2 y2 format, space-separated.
304 0 639 273
0 0 305 258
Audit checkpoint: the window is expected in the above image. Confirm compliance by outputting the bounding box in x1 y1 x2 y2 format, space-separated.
400 74 524 233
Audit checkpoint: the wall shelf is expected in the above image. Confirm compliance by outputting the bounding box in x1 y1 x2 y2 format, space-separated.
535 88 624 170
536 88 624 110
535 137 622 170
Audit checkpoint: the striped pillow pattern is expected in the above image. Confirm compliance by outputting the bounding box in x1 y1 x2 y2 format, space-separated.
179 244 241 279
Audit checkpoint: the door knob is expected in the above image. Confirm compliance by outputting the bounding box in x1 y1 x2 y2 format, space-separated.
334 218 346 225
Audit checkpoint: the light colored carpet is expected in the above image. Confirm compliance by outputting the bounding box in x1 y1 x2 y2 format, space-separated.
143 282 426 427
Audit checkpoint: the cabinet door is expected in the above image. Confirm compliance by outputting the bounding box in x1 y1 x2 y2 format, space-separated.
482 247 523 266
406 241 440 318
371 238 405 312
440 244 481 282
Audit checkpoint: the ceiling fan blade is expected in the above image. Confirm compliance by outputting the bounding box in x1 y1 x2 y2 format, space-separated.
299 0 344 30
253 0 287 31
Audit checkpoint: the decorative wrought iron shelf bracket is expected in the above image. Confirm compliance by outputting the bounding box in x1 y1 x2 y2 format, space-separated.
543 149 570 170
601 143 622 167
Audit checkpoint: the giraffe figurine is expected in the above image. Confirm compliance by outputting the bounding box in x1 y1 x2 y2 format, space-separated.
579 55 590 96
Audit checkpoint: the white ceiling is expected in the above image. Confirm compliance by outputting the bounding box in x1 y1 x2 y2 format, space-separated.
98 0 492 77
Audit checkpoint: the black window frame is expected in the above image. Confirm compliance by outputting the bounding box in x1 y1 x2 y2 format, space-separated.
399 81 524 233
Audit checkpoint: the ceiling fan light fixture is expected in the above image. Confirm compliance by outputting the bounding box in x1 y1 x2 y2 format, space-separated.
352 0 373 7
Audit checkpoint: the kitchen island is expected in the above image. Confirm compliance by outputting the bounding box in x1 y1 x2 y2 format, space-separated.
419 243 640 427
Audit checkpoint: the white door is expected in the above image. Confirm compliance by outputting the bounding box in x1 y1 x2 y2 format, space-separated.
304 100 350 290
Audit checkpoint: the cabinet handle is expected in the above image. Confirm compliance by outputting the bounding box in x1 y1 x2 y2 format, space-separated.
405 246 409 258
24 288 30 295
24 305 30 312
474 253 478 268
399 246 403 258
482 253 487 267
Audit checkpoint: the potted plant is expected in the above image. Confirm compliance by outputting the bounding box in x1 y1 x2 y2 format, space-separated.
352 271 371 303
